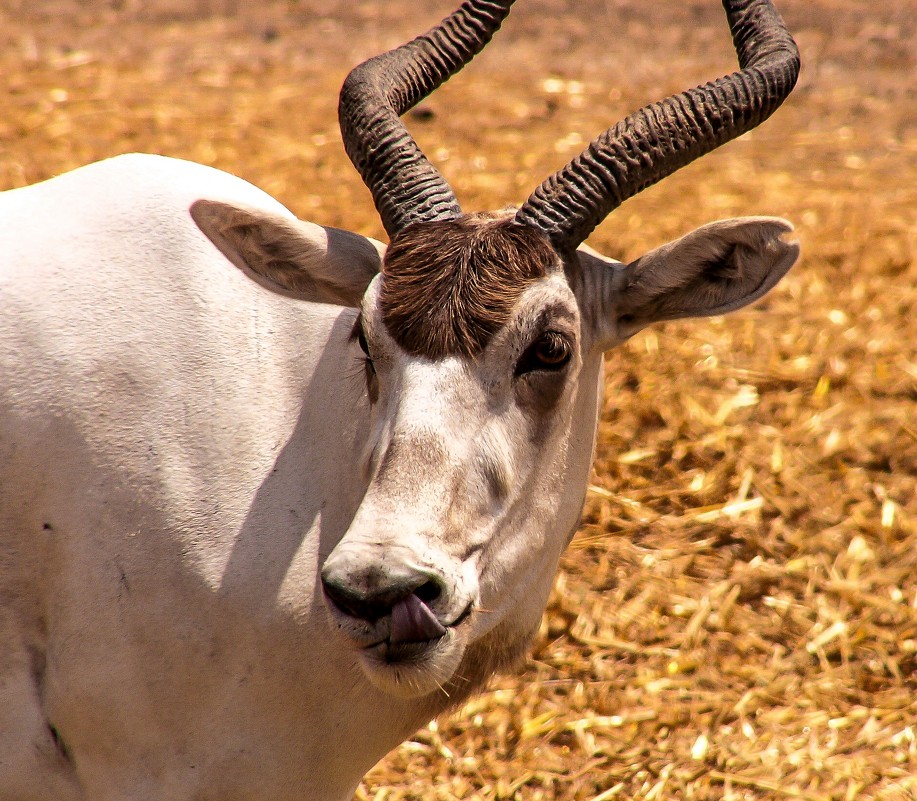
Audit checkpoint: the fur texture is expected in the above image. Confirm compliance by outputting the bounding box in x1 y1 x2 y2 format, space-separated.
380 215 558 358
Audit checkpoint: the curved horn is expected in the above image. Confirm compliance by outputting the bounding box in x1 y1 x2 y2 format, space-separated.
339 0 515 238
515 0 800 252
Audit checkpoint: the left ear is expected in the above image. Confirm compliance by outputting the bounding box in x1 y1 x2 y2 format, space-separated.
585 217 799 345
190 200 384 307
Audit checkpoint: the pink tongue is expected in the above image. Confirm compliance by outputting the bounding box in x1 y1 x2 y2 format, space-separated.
389 593 447 644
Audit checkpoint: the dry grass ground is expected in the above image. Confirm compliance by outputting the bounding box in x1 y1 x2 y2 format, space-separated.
1 0 914 798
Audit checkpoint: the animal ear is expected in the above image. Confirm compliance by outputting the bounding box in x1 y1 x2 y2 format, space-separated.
190 200 383 307
610 217 799 340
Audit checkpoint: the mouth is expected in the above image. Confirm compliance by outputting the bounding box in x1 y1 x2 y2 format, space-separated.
322 590 474 697
364 635 447 665
322 587 472 648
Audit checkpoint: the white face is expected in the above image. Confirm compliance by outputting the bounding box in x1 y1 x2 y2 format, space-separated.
311 215 799 700
320 268 596 698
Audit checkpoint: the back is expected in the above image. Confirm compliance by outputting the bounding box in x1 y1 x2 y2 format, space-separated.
0 154 360 576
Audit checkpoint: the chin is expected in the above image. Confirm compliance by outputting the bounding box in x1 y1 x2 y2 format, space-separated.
357 628 468 699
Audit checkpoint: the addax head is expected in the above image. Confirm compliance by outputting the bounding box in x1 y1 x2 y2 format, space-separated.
193 0 800 699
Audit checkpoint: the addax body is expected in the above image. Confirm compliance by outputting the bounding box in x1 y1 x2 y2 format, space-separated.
0 1 800 799
1 155 392 800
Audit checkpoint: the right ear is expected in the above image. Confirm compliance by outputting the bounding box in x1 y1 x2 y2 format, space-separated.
190 200 384 307
575 217 799 350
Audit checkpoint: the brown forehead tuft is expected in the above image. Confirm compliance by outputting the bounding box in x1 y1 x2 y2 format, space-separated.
379 215 559 359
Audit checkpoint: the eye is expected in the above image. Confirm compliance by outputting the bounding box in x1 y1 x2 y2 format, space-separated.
356 326 371 358
354 322 377 397
515 331 572 376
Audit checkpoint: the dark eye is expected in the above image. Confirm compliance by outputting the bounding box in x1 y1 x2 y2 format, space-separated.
356 326 371 357
515 332 572 376
354 325 378 402
355 323 377 382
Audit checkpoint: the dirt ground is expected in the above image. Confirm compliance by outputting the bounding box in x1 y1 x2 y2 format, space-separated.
1 0 914 798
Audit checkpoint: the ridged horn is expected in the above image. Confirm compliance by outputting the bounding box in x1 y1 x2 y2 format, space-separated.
339 0 515 238
515 0 800 252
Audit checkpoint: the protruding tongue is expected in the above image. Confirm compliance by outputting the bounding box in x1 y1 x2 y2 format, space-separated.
389 593 447 644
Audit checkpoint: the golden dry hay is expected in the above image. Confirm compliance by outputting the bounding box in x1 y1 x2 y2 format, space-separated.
1 0 914 798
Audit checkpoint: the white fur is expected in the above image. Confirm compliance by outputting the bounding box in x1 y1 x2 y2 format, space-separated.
0 153 797 800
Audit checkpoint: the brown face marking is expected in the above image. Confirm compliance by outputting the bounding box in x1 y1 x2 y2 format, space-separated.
379 215 559 359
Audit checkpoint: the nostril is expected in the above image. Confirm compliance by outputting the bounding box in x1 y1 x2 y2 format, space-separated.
321 574 391 622
320 569 446 624
413 580 442 604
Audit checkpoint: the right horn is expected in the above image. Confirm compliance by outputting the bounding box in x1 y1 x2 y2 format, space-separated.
339 0 515 240
515 0 800 253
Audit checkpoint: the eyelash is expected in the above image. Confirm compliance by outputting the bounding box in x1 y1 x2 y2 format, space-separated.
355 327 377 388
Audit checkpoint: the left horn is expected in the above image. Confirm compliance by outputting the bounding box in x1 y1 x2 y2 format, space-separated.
339 0 515 238
515 0 800 252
